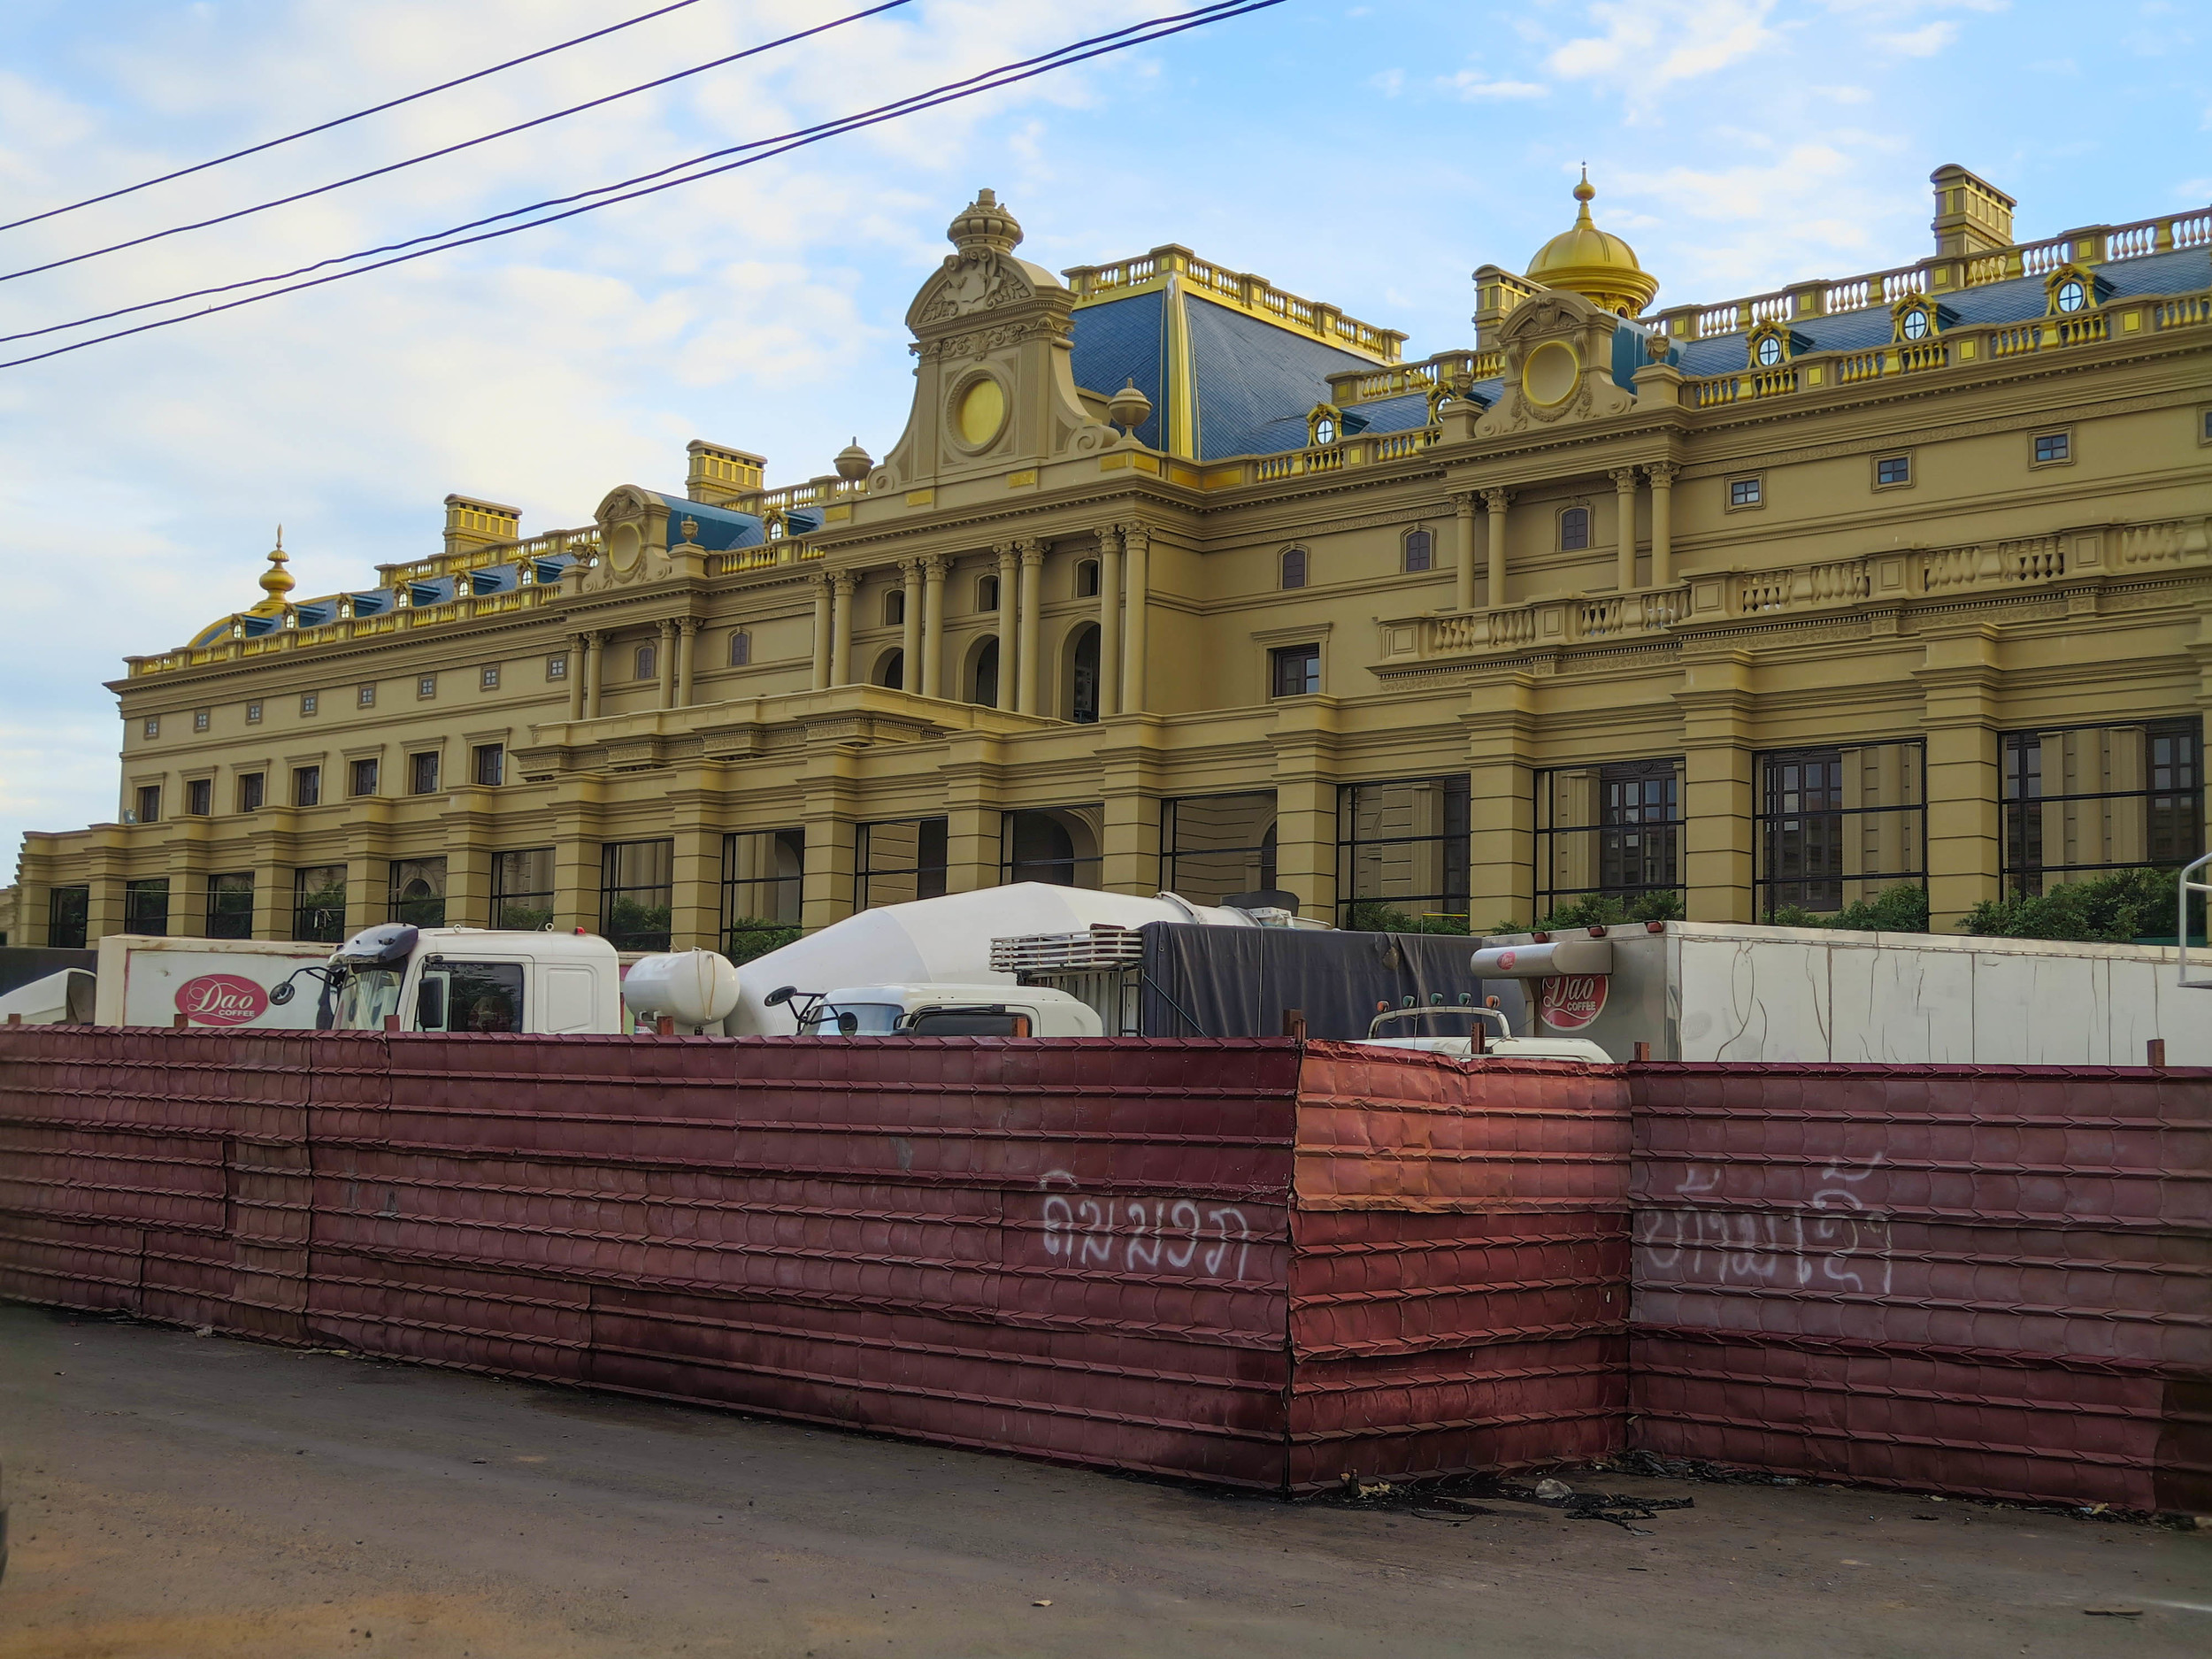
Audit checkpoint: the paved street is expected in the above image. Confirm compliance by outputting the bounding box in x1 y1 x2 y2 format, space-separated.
1 1303 2206 1658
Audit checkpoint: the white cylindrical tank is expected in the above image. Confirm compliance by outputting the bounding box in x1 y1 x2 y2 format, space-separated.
729 884 1269 1034
623 950 741 1028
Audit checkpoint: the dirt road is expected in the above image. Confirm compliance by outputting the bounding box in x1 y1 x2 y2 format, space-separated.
0 1303 2205 1657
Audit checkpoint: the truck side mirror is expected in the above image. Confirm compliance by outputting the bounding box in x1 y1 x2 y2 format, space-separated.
764 985 797 1008
416 972 448 1033
269 983 294 1005
836 1010 859 1035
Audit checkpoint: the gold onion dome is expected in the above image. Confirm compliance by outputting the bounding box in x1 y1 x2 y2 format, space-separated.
251 529 296 613
1525 173 1659 318
947 187 1023 255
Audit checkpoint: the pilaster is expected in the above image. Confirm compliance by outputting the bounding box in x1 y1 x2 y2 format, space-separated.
1463 675 1538 926
1915 627 2004 930
1675 652 1755 923
940 732 1002 895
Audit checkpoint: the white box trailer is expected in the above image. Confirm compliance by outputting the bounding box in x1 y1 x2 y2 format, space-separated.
90 935 332 1030
1479 920 2209 1064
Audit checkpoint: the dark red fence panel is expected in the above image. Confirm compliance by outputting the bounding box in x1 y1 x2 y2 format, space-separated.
1629 1063 2212 1511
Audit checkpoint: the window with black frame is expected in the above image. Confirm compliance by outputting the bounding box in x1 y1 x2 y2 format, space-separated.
1002 808 1103 889
2001 718 2202 896
207 872 255 940
292 865 347 942
1164 792 1277 905
388 856 447 927
600 840 673 949
48 886 89 949
723 829 804 960
1339 777 1469 928
1754 741 1924 916
492 848 556 930
856 818 948 911
1535 757 1686 916
124 879 169 936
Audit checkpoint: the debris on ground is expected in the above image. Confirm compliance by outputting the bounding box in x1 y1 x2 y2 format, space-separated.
1310 1470 1692 1536
2082 1607 2143 1617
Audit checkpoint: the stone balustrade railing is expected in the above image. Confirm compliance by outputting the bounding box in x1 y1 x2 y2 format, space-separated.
1064 242 1408 364
1377 516 2210 669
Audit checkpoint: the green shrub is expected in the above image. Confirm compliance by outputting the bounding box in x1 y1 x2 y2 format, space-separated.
1763 882 1930 934
1343 902 1471 935
1487 887 1685 937
724 920 803 964
1958 866 2179 943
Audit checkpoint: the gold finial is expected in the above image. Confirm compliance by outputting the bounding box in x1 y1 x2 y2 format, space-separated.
254 527 296 611
1573 166 1595 215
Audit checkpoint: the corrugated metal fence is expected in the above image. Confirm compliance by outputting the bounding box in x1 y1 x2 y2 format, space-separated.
0 1029 2202 1507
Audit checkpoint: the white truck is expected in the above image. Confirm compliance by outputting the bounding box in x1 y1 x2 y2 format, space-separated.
759 981 1103 1037
0 935 331 1030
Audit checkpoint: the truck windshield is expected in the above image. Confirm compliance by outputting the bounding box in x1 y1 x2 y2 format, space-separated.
331 968 405 1031
803 1002 901 1035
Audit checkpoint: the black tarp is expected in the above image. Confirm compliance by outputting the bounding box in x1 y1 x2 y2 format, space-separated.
0 948 97 1000
1136 924 1528 1041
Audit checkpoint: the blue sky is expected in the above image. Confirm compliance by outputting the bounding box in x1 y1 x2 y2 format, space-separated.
1 0 2204 864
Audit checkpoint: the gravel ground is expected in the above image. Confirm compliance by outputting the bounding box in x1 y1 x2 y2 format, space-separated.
1 1302 2207 1658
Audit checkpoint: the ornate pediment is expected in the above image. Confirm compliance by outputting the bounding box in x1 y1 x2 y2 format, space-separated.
577 485 701 592
1474 287 1639 437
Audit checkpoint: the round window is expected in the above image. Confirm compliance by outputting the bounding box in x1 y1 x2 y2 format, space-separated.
1901 309 1930 341
1521 340 1579 407
1755 335 1783 366
954 376 1007 449
2055 278 2086 314
1313 417 1336 446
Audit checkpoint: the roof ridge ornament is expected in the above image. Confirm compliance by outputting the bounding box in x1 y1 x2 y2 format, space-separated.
947 187 1023 257
251 527 296 613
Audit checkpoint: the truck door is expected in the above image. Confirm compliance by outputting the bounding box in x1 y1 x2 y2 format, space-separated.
540 964 602 1034
415 960 526 1033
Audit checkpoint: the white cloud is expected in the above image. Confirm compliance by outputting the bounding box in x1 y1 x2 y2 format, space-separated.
1878 21 1958 53
1549 0 1779 88
1447 73 1549 99
1369 67 1406 96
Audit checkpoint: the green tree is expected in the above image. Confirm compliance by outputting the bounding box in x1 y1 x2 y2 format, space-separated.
1958 866 2182 943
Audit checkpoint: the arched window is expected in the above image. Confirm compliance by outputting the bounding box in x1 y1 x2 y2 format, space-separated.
1070 625 1100 724
884 589 905 627
1560 507 1591 551
1075 559 1101 598
977 574 1000 612
1280 548 1308 589
634 643 657 681
971 638 1000 707
876 649 905 688
728 631 751 666
1402 529 1433 573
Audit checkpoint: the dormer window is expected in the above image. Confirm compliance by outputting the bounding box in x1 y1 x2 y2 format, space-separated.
1889 296 1947 345
1755 334 1784 365
1313 416 1336 447
2042 263 2105 319
1901 308 1931 340
2055 278 2087 313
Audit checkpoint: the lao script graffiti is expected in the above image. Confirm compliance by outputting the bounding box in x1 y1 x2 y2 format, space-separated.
1037 1171 1255 1281
1635 1153 1894 1296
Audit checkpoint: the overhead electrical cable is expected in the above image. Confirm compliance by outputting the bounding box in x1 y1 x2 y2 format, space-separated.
0 0 913 285
0 0 715 234
0 0 1281 368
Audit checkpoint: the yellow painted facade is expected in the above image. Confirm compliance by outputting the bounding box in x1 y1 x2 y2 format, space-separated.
8 166 2210 953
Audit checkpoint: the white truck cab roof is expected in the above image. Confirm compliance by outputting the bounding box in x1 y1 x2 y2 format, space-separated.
795 983 1102 1037
1361 1034 1612 1064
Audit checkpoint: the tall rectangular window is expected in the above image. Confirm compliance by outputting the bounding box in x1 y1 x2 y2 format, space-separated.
492 848 556 930
1535 757 1686 917
388 856 447 927
856 818 948 912
722 829 804 960
409 750 440 794
2000 718 2203 896
135 784 161 824
1754 741 1925 917
1002 808 1104 891
125 879 170 936
206 872 255 940
48 886 90 949
349 758 379 796
1270 644 1320 698
472 743 504 787
184 779 212 816
601 839 674 949
1164 792 1277 906
293 765 321 808
236 772 265 812
1339 777 1470 928
292 865 347 943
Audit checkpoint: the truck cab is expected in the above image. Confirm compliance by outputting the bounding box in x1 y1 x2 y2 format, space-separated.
766 982 1103 1037
318 925 623 1034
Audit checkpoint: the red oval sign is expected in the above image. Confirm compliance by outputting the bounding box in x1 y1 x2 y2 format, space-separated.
174 972 269 1027
1497 949 1517 971
1539 973 1609 1031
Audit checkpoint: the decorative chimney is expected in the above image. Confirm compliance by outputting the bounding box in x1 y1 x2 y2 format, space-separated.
1930 165 2016 259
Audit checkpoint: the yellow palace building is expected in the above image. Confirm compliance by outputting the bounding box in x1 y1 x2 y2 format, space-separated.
6 165 2209 954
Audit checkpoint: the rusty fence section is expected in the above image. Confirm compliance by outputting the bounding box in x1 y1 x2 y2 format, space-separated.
1630 1064 2212 1513
1 1028 2205 1506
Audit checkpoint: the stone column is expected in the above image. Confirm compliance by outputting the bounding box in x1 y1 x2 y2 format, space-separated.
1096 527 1124 717
899 559 924 693
1677 652 1756 923
566 632 587 720
1483 490 1510 608
656 618 677 710
675 618 699 707
1612 467 1640 592
919 556 948 699
1016 539 1045 715
809 572 833 692
1467 687 1538 932
1453 493 1479 612
1647 463 1677 588
941 733 1001 895
829 571 856 687
581 631 604 719
1121 525 1150 712
670 818 721 954
1917 630 2004 932
994 544 1019 711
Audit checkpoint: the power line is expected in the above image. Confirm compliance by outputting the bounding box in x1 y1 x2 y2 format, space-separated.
0 0 711 235
0 0 913 287
1 0 1278 364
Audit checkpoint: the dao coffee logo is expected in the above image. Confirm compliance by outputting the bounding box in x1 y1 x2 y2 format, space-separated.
1539 973 1609 1031
174 973 269 1027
